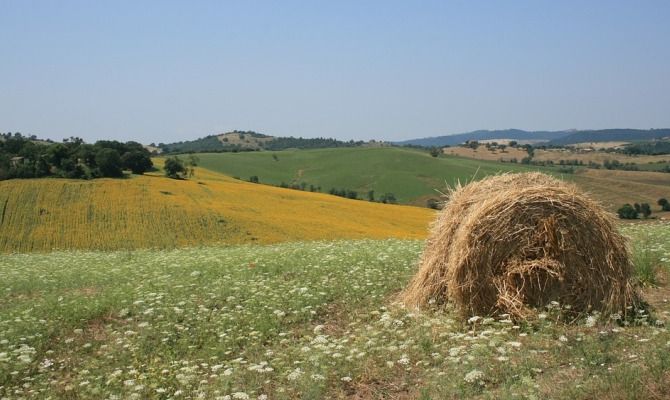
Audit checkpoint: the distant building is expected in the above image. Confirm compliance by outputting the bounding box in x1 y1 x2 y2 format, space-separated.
10 156 24 167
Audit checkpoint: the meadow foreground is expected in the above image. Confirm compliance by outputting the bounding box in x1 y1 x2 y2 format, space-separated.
1 223 668 399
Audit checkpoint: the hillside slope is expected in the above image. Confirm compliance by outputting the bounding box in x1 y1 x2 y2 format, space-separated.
195 147 539 205
396 129 568 147
0 167 433 253
548 129 670 146
195 147 670 213
397 128 670 147
160 131 361 153
569 169 670 212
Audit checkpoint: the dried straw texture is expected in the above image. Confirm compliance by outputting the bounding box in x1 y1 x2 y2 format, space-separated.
403 172 638 319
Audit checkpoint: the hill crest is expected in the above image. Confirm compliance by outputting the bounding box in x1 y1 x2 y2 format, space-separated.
396 128 670 147
159 131 367 153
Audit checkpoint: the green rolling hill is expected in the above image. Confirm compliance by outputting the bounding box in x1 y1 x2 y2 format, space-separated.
194 147 541 205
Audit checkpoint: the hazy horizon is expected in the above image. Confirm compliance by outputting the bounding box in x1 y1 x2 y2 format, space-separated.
2 1 670 144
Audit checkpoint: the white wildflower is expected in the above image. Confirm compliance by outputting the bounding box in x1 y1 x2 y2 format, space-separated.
449 346 464 357
287 367 303 381
464 369 485 384
311 335 329 344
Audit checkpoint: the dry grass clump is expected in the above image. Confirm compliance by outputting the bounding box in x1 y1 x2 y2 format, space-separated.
403 172 639 319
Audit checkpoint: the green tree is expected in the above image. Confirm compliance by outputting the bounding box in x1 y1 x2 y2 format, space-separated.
164 156 187 179
429 147 441 157
367 190 375 202
34 157 50 177
45 143 69 169
640 203 652 218
617 204 638 219
380 193 397 204
466 140 479 149
187 154 199 178
121 150 153 174
95 148 123 177
658 198 670 211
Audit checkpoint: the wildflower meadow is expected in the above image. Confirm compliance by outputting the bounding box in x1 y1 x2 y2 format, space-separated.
1 223 668 399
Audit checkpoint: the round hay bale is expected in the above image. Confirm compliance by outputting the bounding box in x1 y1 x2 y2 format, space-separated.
403 172 638 319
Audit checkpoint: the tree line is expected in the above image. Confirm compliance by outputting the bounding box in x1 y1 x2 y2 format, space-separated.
159 131 367 154
618 141 670 156
617 198 669 219
0 132 153 180
240 175 399 204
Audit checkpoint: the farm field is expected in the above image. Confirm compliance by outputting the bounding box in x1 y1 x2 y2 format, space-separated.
2 147 668 254
632 161 670 172
569 169 670 215
0 223 668 399
442 145 529 162
440 143 670 166
195 147 670 214
194 147 543 205
533 148 670 165
568 141 630 149
0 167 433 253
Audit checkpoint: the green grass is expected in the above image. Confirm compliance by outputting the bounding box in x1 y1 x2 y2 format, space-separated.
634 161 670 172
195 147 542 204
1 223 669 399
187 147 669 212
632 240 663 286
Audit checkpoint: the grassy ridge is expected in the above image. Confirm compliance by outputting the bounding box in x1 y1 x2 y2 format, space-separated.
0 167 433 253
195 147 538 204
196 147 670 211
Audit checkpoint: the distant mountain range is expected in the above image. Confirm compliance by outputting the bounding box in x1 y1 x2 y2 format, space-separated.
395 129 670 147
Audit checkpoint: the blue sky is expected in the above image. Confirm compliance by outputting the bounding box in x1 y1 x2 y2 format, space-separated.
2 1 669 143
